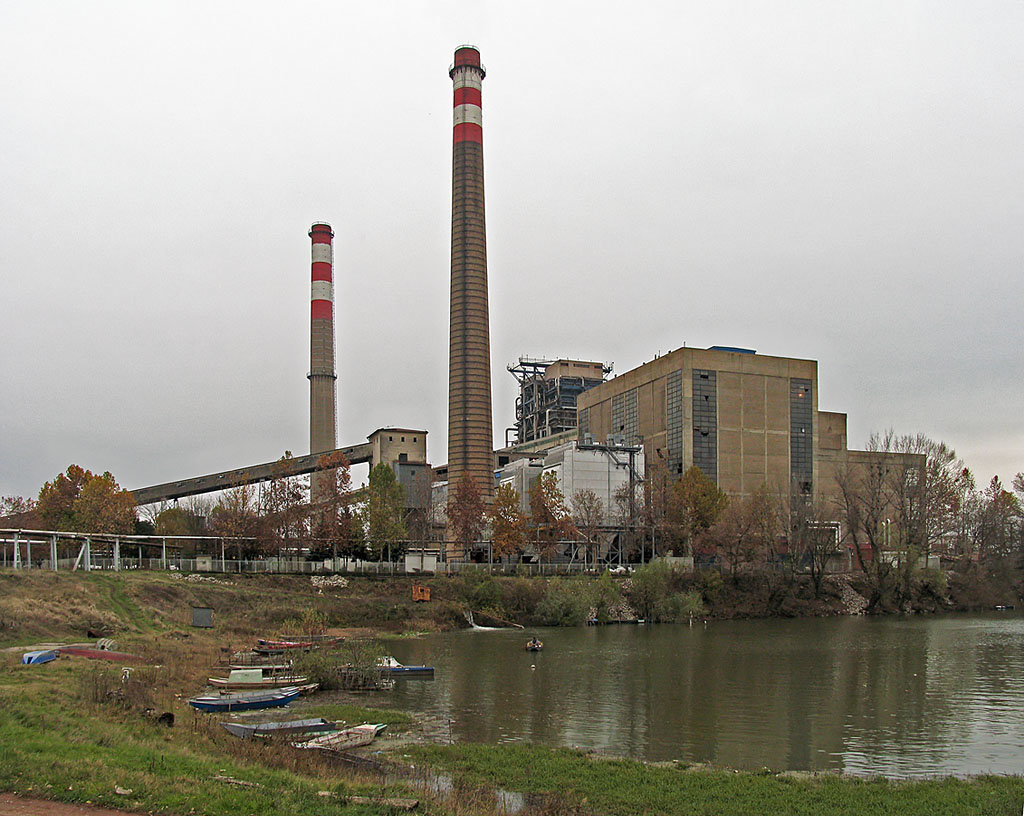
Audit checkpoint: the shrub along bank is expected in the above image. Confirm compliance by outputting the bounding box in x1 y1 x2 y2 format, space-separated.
1 562 1018 650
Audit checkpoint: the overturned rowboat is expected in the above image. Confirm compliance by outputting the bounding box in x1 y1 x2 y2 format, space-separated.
220 717 337 740
292 723 387 753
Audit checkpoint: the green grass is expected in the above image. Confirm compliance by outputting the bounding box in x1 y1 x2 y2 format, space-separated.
408 743 1024 816
0 658 410 815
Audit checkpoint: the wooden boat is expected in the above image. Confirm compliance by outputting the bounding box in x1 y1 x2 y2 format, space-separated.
377 656 435 676
189 687 300 713
278 634 340 644
209 668 309 689
256 636 339 651
22 649 59 665
61 646 142 663
525 639 543 651
292 723 387 752
220 717 336 740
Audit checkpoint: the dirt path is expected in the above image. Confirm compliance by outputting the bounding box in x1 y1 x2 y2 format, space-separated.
0 793 142 816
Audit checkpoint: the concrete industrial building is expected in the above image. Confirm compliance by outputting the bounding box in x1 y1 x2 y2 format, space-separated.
575 344 897 506
497 441 645 524
508 358 611 446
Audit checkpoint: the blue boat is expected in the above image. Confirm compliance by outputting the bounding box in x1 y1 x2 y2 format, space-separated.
377 656 434 676
188 686 299 713
22 649 59 665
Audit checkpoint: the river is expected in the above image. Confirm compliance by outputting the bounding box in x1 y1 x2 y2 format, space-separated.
385 612 1024 777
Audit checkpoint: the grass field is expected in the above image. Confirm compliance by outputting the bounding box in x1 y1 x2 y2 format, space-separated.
4 569 1024 815
409 743 1024 816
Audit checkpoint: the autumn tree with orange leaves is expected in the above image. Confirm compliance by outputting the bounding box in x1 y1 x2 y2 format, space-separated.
37 465 136 534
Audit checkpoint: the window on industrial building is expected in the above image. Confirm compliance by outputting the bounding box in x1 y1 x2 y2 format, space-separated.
790 378 813 496
666 369 683 475
611 389 639 446
692 369 718 482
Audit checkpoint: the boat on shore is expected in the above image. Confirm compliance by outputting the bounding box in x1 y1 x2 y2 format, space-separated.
220 717 336 740
22 649 59 665
292 723 387 752
255 636 339 653
209 668 309 689
189 687 300 713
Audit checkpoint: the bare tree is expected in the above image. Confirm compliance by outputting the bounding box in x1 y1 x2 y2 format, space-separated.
703 493 760 580
210 482 263 558
571 488 604 569
528 472 573 560
449 476 487 557
262 452 310 555
786 493 841 598
311 451 355 560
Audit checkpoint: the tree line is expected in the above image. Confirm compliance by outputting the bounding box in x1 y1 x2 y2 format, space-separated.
3 432 1021 602
0 453 411 562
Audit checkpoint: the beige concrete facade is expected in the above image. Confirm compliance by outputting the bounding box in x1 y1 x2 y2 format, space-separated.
367 428 428 470
577 347 824 500
542 360 606 381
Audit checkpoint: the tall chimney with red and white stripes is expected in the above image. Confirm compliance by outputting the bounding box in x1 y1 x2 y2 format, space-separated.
447 45 494 538
308 221 337 503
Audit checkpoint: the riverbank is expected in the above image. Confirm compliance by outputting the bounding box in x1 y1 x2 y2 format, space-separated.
409 743 1024 816
1 564 1018 647
3 570 1024 815
5 651 1024 816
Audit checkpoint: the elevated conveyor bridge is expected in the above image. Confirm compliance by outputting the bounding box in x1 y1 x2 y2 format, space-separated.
131 443 373 505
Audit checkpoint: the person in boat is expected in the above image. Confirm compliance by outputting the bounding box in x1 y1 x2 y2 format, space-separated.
527 637 542 649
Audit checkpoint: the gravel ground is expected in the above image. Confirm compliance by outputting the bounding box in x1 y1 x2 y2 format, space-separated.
0 793 141 816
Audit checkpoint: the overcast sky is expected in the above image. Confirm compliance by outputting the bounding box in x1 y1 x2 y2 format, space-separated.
1 1 1021 501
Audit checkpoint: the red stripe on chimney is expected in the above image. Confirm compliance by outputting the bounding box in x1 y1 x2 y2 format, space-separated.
311 300 332 320
453 87 481 107
454 122 483 143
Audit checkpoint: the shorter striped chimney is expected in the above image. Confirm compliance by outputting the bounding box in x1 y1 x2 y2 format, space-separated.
308 222 337 504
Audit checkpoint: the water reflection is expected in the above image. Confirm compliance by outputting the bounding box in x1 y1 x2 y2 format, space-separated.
387 614 1024 777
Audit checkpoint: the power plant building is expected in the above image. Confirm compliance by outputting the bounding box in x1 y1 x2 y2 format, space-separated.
575 345 884 505
508 358 610 446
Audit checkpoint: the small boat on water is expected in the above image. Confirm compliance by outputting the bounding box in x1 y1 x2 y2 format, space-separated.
292 723 387 752
220 717 336 740
525 638 543 651
22 649 59 665
209 668 309 689
189 687 300 713
377 656 435 676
